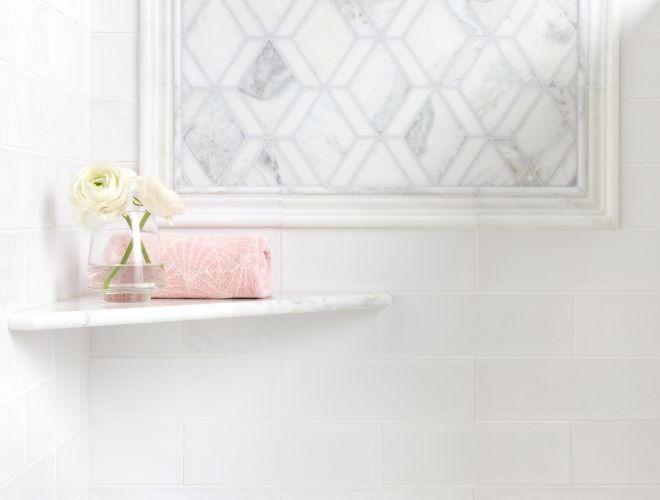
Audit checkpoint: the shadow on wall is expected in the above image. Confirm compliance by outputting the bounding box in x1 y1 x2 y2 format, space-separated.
626 0 660 32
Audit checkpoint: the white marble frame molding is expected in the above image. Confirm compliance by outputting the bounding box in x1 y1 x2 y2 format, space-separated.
139 0 620 228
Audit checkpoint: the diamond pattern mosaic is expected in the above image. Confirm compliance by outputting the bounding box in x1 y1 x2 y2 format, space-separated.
175 0 582 192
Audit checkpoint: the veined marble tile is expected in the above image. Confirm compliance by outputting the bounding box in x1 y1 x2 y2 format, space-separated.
406 92 466 182
239 41 301 133
516 0 577 83
294 1 354 83
184 0 245 85
405 0 467 83
294 92 355 184
246 0 294 33
350 43 409 134
183 93 246 185
176 0 586 191
461 43 520 133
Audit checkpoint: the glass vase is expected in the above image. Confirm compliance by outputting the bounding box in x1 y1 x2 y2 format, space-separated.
87 210 165 303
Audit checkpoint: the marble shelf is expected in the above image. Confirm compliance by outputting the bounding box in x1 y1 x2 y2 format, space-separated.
8 293 392 332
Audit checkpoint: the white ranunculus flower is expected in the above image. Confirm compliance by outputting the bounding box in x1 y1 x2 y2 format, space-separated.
134 177 184 224
70 162 136 230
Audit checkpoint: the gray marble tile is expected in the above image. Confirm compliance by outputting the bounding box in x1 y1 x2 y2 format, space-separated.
176 0 586 191
183 93 246 185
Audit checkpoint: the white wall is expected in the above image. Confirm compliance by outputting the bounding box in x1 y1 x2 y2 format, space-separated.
0 0 655 498
0 0 91 498
84 1 660 499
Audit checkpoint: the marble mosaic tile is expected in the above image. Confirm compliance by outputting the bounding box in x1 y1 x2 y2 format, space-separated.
176 0 584 192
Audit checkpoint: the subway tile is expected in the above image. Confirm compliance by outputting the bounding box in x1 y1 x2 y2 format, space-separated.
25 230 88 306
574 423 660 484
282 488 474 500
184 422 377 485
0 0 38 70
92 34 137 97
92 0 138 32
91 99 138 162
0 395 28 484
0 1 88 91
93 486 280 500
56 427 89 500
0 232 27 314
0 62 31 150
183 359 278 419
91 421 182 485
28 156 83 230
185 310 379 356
90 358 280 419
623 0 660 34
27 363 84 459
0 61 88 158
42 5 90 93
0 453 56 500
0 154 31 230
37 84 88 160
476 487 660 500
0 150 81 230
42 0 89 29
622 36 660 99
283 359 474 420
621 165 660 227
89 359 183 420
53 329 89 369
281 229 475 292
478 230 660 291
380 294 573 356
0 330 54 400
0 62 88 158
622 100 660 164
91 322 184 357
91 487 279 500
381 423 571 485
478 359 660 420
577 294 660 355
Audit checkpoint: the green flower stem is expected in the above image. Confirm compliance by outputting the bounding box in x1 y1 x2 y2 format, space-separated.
139 212 152 264
102 239 134 289
102 211 154 290
124 211 153 263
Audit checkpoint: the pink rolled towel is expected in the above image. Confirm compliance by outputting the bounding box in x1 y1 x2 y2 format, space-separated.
153 234 273 299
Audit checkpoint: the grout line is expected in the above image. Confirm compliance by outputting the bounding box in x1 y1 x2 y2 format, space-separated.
0 422 89 490
87 482 660 488
279 359 284 421
86 353 660 361
279 229 284 293
0 142 90 165
0 56 90 100
181 421 186 485
0 357 89 408
570 422 575 485
376 422 382 485
573 293 578 357
474 359 479 421
87 418 659 424
474 229 480 292
40 0 91 32
279 289 660 296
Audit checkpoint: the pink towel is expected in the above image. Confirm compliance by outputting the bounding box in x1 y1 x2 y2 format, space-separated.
152 234 273 299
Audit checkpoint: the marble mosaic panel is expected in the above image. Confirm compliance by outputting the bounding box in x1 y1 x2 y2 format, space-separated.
175 0 584 193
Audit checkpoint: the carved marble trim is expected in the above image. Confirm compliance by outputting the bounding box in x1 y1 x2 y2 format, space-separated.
139 0 619 228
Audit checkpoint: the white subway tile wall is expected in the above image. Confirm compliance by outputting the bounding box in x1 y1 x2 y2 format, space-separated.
85 1 660 499
2 0 660 499
0 0 91 498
